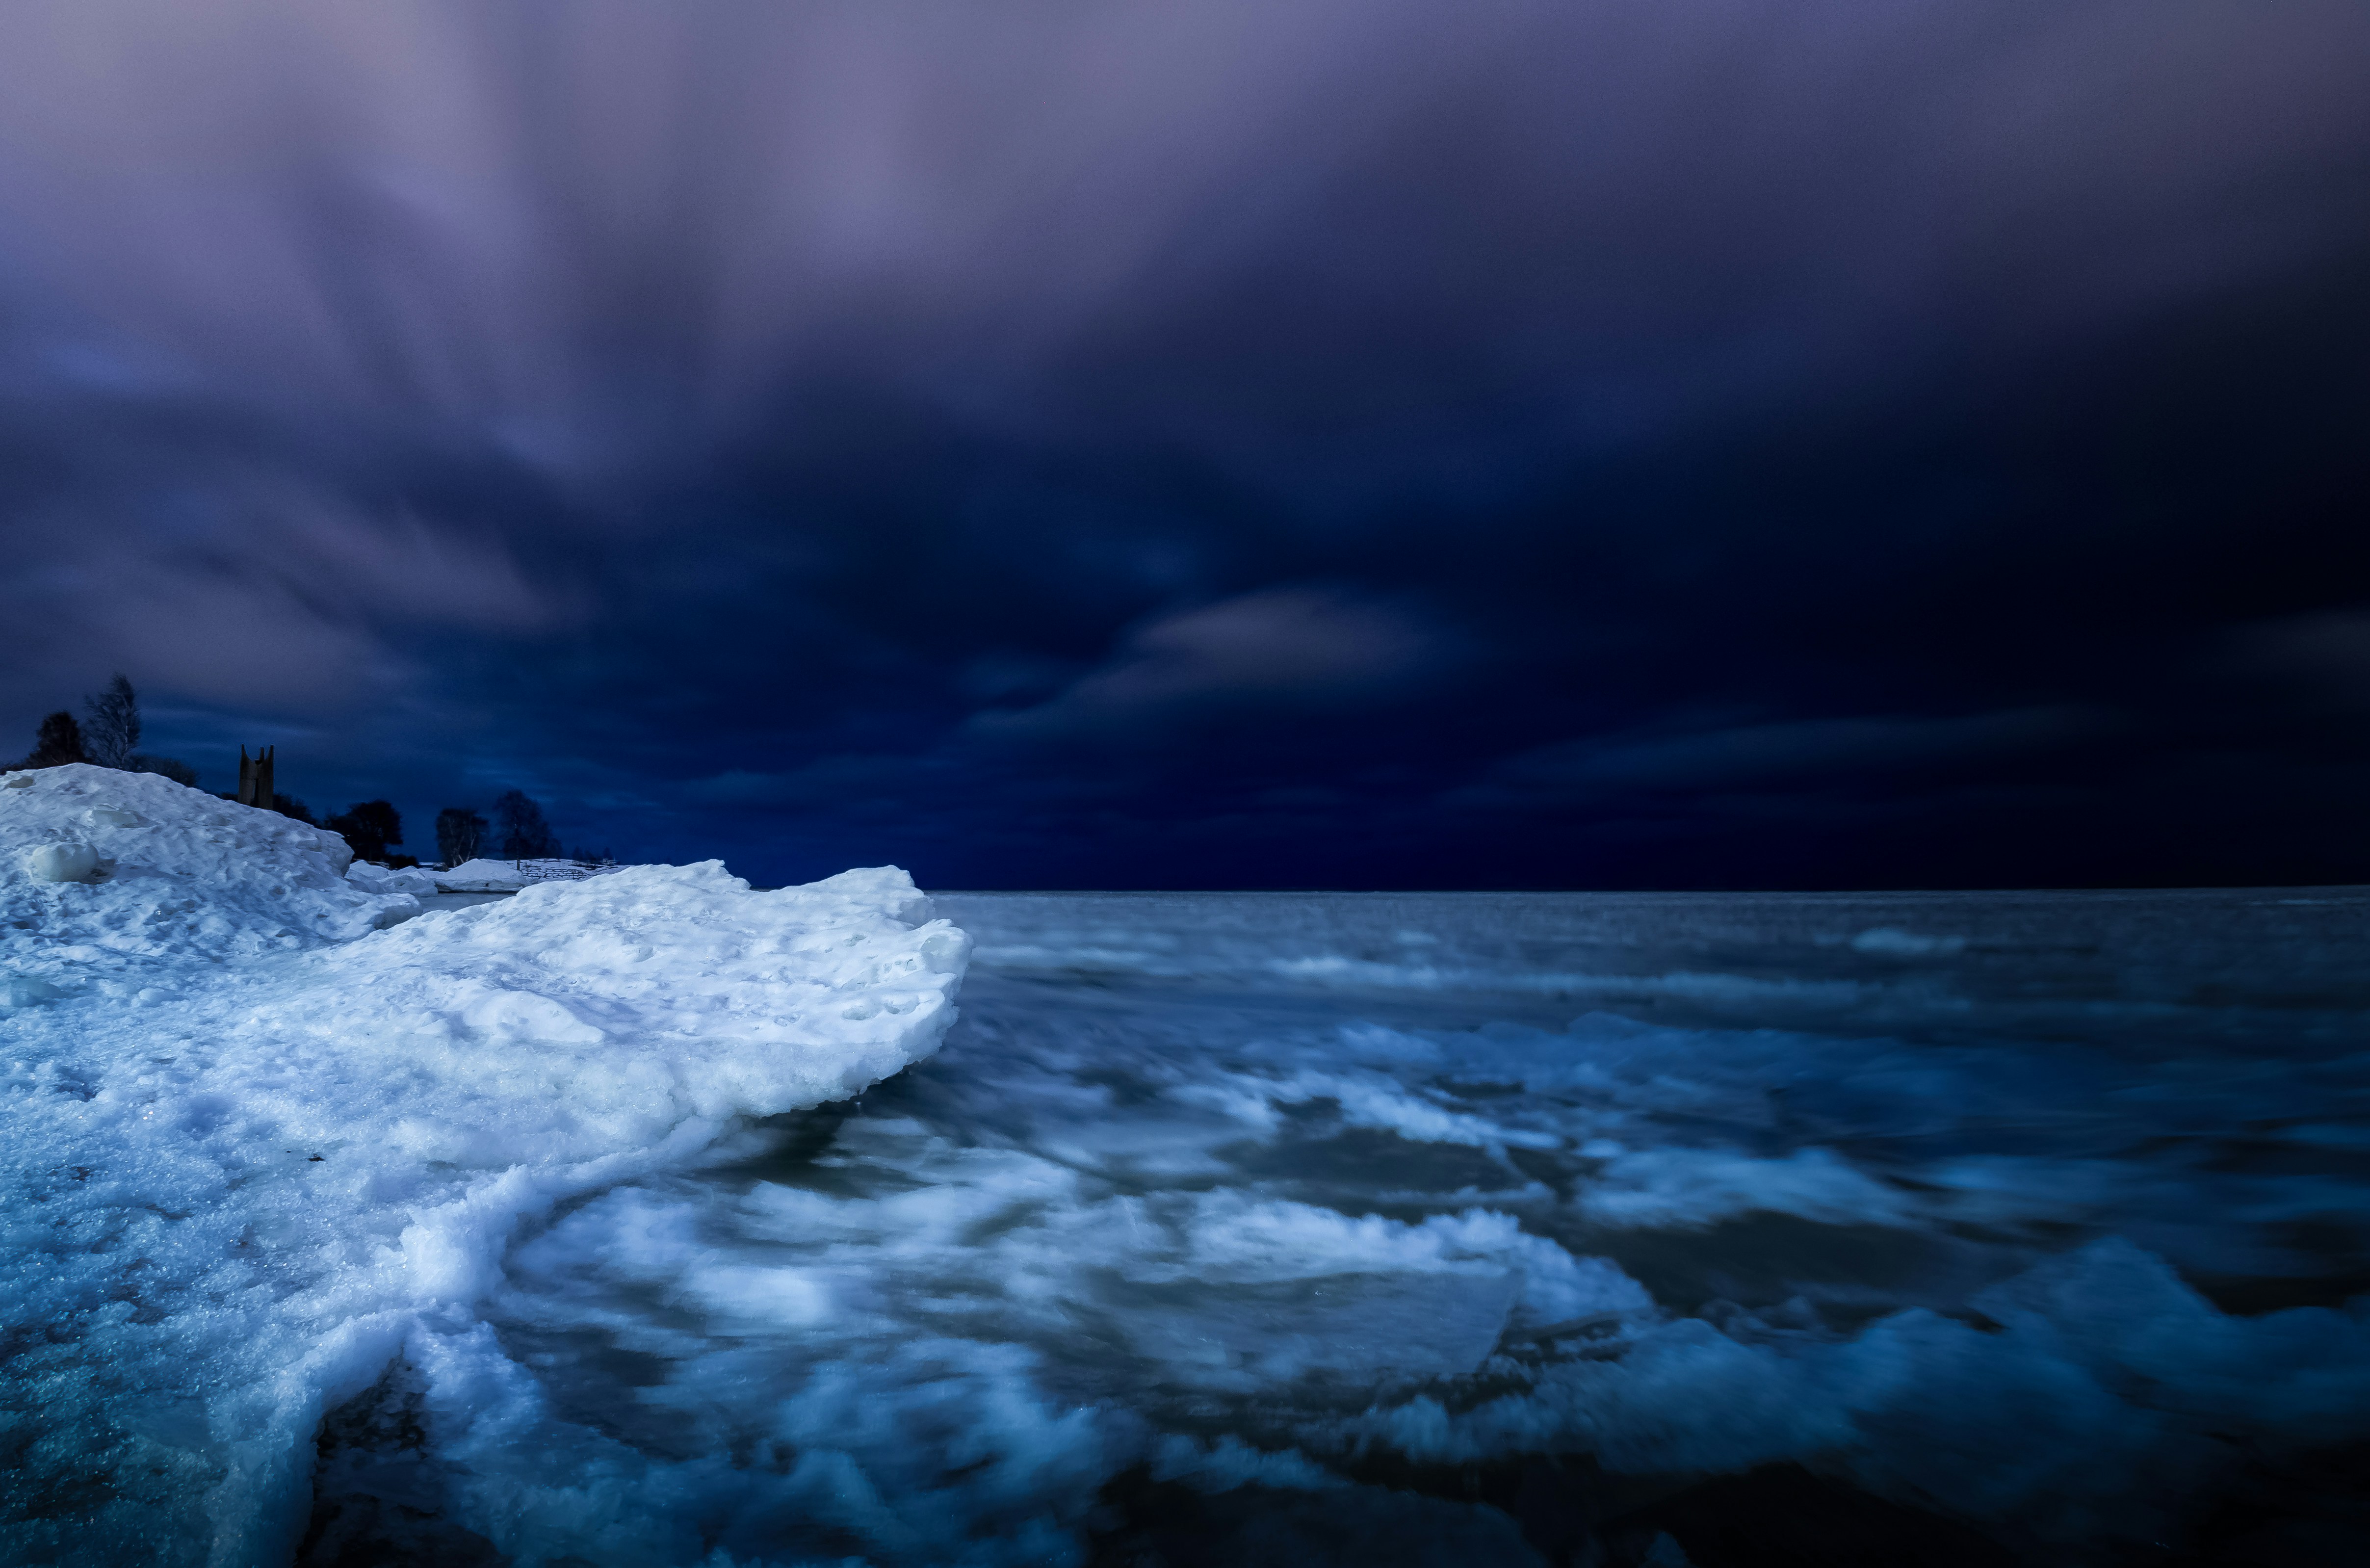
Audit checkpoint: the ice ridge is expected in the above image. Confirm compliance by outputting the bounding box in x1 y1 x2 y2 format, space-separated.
2 765 420 996
0 767 968 1566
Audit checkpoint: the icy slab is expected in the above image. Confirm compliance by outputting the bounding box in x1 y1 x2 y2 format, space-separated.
1 764 418 998
430 857 618 893
344 860 439 898
0 812 968 1566
291 864 971 1169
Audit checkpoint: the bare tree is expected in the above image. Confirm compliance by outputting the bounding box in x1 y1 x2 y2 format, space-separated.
6 681 192 782
436 807 489 865
81 674 140 769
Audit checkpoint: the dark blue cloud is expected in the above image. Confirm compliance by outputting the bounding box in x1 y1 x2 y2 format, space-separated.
2 1 2367 886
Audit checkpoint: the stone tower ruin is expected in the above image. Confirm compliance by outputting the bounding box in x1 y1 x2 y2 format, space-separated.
237 745 275 809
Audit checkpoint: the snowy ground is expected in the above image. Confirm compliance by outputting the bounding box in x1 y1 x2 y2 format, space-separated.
428 859 622 894
0 767 967 1565
5 770 2367 1565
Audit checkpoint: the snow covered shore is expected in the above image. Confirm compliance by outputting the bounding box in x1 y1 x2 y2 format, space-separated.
426 857 619 894
1 765 423 987
0 766 968 1565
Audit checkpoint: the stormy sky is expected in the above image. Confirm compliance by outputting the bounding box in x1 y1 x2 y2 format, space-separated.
3 0 2367 889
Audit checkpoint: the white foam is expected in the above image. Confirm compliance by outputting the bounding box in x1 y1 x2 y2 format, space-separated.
1150 1434 1345 1492
1849 926 1967 956
1351 1240 2370 1545
469 1124 1649 1558
1576 1146 1919 1229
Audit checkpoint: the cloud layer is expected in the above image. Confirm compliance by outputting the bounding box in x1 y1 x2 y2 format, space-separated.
1 0 2366 885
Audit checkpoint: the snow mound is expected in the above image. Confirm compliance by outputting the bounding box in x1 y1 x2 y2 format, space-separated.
0 764 417 998
292 862 970 1165
345 860 439 897
431 856 616 892
0 796 969 1565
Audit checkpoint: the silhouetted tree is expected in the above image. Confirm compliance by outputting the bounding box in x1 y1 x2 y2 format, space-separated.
327 800 404 864
131 756 198 787
9 693 192 781
271 794 316 825
493 789 560 858
16 711 89 769
436 807 489 865
81 674 139 769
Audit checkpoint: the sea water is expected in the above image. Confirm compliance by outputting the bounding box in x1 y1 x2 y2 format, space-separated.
304 888 2370 1565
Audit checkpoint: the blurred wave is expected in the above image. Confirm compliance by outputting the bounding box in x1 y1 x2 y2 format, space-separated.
299 888 2370 1564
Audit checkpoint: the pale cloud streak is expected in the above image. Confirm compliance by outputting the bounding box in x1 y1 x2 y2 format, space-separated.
970 588 1453 744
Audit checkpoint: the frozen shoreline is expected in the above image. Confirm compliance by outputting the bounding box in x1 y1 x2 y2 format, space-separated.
1 766 969 1565
9 766 2369 1565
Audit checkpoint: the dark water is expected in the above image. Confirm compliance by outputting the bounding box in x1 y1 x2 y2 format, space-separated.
307 889 2370 1566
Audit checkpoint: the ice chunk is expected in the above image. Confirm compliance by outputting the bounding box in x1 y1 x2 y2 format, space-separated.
2 971 68 1006
345 860 439 897
19 839 101 882
0 799 968 1565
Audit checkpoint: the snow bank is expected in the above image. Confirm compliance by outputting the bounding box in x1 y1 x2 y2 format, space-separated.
430 857 616 892
344 860 438 898
292 862 968 1169
0 768 969 1566
1 764 418 997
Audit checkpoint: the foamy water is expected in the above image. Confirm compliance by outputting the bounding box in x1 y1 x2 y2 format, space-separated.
300 888 2370 1565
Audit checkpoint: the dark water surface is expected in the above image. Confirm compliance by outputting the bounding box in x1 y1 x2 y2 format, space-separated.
308 889 2370 1566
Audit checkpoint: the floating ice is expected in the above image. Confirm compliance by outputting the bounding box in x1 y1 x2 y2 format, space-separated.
8 856 2370 1564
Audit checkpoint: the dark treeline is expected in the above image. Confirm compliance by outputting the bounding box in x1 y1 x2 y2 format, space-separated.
439 789 611 866
326 801 408 866
6 675 196 784
431 793 564 863
309 790 606 870
8 676 612 869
